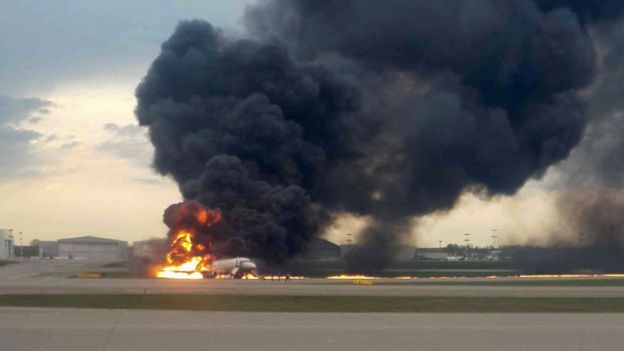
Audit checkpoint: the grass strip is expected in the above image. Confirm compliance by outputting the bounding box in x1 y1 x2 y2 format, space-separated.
1 295 624 313
411 279 624 287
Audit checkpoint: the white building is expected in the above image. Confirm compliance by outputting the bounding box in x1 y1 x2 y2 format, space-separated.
0 229 15 259
58 236 128 260
415 248 449 260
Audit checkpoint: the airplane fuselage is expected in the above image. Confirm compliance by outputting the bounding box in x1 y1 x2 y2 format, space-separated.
206 257 257 278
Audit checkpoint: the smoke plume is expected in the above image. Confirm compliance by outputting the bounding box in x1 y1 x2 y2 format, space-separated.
136 1 624 269
501 4 624 272
505 191 624 273
541 12 624 270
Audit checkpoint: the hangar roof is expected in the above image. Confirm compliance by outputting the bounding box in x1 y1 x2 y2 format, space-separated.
58 236 126 245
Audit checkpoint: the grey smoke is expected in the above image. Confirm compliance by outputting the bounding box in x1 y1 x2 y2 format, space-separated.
538 14 624 271
560 21 624 189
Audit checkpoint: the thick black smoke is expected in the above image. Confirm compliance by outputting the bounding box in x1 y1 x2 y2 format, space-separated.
136 1 622 268
182 156 317 262
535 0 624 24
162 201 222 248
136 21 354 263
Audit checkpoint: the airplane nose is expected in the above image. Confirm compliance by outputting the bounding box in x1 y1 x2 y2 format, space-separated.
240 261 256 270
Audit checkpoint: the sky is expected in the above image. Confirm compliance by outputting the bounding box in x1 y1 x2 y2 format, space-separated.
0 0 254 245
0 0 578 247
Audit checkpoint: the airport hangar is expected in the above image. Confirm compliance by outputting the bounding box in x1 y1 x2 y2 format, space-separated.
57 236 128 260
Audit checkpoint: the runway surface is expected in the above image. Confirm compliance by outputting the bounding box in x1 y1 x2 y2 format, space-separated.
2 260 624 297
1 307 622 351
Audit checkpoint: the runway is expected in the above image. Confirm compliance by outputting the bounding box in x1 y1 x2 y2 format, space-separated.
5 278 624 297
1 307 622 351
2 260 624 297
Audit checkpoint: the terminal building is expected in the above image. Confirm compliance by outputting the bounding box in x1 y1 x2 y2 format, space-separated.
57 236 128 260
0 229 15 259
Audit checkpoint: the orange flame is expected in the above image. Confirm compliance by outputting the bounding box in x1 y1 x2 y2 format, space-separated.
155 206 223 279
156 230 213 279
326 274 380 280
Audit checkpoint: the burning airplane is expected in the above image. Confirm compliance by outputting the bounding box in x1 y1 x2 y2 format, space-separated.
153 201 219 279
157 256 258 280
152 201 258 279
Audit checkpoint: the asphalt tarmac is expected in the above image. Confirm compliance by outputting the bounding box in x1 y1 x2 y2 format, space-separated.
1 307 623 351
2 261 624 350
2 260 624 297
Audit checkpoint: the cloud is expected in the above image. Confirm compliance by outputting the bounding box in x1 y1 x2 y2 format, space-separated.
103 122 143 136
45 134 58 143
133 177 169 186
103 123 119 131
60 141 81 150
0 96 52 125
0 95 53 180
0 1 255 95
98 123 152 166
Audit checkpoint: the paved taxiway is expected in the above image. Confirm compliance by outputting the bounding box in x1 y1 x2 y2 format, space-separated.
1 307 623 351
2 260 624 297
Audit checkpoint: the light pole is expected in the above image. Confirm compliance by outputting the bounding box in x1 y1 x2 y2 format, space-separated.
490 229 498 248
463 233 470 258
19 232 23 258
8 229 14 258
438 240 443 249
